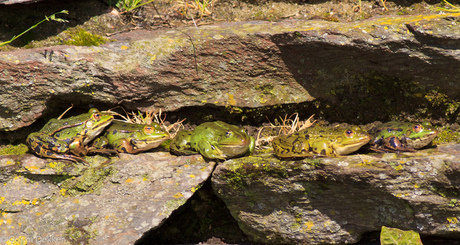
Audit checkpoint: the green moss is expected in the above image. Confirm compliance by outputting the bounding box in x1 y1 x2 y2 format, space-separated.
63 27 107 46
432 125 460 145
0 144 28 155
424 90 460 122
52 174 74 184
165 198 187 211
61 166 116 196
448 199 459 208
64 217 99 244
223 156 312 190
47 161 68 174
322 12 340 22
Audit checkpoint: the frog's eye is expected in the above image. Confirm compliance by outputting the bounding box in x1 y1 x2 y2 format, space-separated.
345 130 354 137
92 113 101 120
413 124 422 133
89 108 100 114
144 126 153 134
225 130 232 138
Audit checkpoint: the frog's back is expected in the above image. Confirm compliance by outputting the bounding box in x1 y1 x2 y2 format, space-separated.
272 126 340 158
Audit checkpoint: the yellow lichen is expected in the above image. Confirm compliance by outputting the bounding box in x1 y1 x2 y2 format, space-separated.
173 193 184 198
304 221 314 231
447 217 458 224
6 236 27 245
31 198 39 205
227 93 236 106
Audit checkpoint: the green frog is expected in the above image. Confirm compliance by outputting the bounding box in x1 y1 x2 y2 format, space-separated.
26 108 114 162
272 125 371 158
90 120 170 154
170 121 255 160
369 121 438 152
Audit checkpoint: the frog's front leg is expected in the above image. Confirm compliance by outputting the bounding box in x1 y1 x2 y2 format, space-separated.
87 136 119 156
384 136 415 152
69 136 89 157
26 132 86 163
196 140 225 160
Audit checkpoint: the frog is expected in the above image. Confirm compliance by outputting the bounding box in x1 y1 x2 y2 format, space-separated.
90 120 170 154
272 125 371 158
170 121 255 160
26 108 114 163
369 121 438 152
169 130 196 155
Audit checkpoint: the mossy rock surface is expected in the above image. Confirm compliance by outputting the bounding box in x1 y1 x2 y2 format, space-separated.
0 152 216 244
212 144 460 244
1 14 460 133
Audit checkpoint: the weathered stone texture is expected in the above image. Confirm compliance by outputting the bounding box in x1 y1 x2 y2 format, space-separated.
212 144 460 244
0 152 215 244
1 14 460 131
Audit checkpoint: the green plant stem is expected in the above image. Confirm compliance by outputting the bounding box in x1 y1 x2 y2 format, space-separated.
0 10 68 47
436 0 460 12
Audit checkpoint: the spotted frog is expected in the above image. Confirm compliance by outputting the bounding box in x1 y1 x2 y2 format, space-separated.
272 125 371 158
26 108 113 163
90 120 170 154
170 121 255 160
369 121 438 152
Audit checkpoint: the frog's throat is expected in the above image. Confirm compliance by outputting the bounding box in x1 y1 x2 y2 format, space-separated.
405 131 438 149
333 137 370 155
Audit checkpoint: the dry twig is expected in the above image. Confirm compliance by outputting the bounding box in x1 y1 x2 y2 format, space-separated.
255 113 316 149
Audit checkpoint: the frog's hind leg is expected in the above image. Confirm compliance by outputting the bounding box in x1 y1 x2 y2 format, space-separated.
87 136 120 157
46 153 88 165
111 138 141 154
387 136 415 152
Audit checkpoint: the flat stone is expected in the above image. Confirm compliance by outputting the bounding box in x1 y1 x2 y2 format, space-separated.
1 14 460 130
0 152 215 244
212 144 460 244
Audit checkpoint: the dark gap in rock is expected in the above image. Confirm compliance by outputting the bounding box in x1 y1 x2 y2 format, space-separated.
44 93 117 118
135 178 256 245
353 230 380 245
421 235 460 245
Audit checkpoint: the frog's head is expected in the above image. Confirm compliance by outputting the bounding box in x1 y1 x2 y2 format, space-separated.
403 122 438 149
215 127 255 159
332 126 371 155
131 122 170 150
82 109 114 144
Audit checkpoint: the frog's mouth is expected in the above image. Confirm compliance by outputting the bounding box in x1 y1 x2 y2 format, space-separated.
405 130 438 149
218 139 251 156
83 118 113 144
133 134 170 150
333 136 371 155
